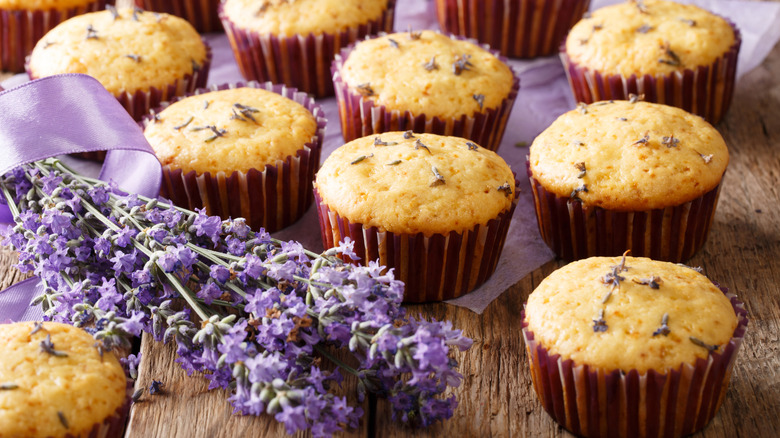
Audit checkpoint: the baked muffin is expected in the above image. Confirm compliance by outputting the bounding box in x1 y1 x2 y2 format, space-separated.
0 321 129 438
0 0 108 73
562 0 740 123
434 0 590 58
134 0 221 33
144 82 325 232
314 131 518 302
522 256 748 438
528 99 728 262
333 30 519 152
27 7 211 122
220 0 395 98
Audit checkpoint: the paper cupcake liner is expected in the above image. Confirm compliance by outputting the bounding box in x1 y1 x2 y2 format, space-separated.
78 394 131 438
521 287 748 438
146 81 326 233
560 21 741 124
0 1 108 73
528 162 722 262
331 35 520 152
219 0 396 98
313 175 519 303
434 0 590 59
134 0 222 33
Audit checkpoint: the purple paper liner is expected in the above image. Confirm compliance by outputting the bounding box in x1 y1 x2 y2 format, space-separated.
313 174 519 303
135 0 223 33
219 0 396 98
521 286 749 438
331 34 520 152
144 81 326 233
560 21 741 124
434 0 590 59
527 162 723 263
0 1 108 73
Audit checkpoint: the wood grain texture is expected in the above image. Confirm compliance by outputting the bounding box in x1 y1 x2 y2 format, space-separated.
1 8 779 438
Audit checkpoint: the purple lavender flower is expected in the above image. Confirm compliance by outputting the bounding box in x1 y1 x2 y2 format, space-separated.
0 158 472 437
210 265 231 283
197 282 223 305
121 311 146 336
193 210 222 241
40 173 63 195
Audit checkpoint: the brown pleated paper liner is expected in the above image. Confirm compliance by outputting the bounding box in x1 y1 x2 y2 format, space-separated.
560 21 741 124
134 0 223 33
434 0 590 59
313 175 519 303
76 394 130 438
219 0 396 98
528 163 723 263
147 81 326 233
331 36 520 152
0 1 108 73
521 289 748 438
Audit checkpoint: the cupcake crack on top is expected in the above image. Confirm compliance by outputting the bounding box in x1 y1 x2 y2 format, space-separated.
315 132 516 236
339 30 514 120
145 87 318 175
530 100 728 211
561 0 740 123
565 0 735 77
29 8 208 96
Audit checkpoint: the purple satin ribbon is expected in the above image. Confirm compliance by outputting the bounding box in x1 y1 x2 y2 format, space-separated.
0 74 162 323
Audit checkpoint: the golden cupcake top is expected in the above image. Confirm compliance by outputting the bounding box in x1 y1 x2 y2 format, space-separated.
28 8 207 95
0 322 127 437
144 87 319 175
339 31 515 119
565 0 736 77
525 256 738 373
0 0 94 9
529 100 728 210
315 132 515 235
222 0 389 37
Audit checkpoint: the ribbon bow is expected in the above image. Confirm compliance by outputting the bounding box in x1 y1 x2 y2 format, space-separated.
0 74 162 322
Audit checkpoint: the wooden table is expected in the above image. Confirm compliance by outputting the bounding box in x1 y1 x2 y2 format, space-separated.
2 19 779 438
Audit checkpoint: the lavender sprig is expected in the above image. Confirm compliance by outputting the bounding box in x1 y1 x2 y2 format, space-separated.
0 158 472 436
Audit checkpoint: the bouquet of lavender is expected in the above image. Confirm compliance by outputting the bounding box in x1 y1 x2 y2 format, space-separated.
0 158 472 436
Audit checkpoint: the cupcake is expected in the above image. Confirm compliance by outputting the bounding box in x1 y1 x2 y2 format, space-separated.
332 30 519 152
134 0 222 33
434 0 590 58
314 131 519 302
528 99 728 262
143 82 325 233
0 321 130 437
561 0 740 123
27 7 211 122
522 256 748 438
220 0 395 98
0 0 108 73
